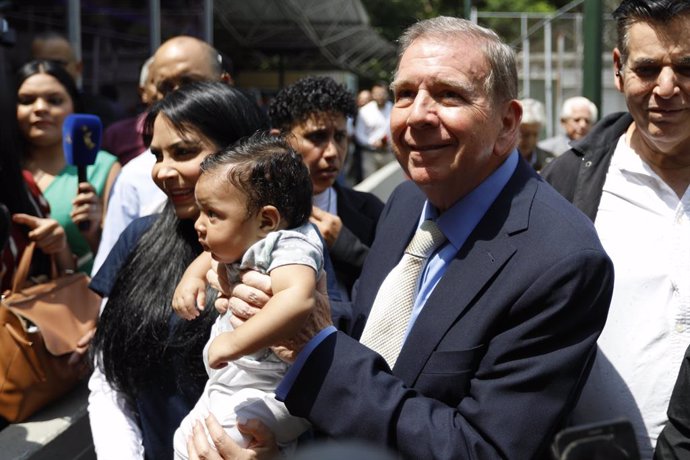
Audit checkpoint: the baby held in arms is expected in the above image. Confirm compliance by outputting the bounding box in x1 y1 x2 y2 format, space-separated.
173 132 322 458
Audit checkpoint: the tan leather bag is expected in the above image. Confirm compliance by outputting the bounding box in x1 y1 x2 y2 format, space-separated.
0 242 101 422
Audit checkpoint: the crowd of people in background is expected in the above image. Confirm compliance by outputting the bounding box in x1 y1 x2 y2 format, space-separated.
1 1 689 459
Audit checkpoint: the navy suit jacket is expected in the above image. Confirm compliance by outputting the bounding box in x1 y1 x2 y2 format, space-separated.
330 183 384 297
283 160 613 459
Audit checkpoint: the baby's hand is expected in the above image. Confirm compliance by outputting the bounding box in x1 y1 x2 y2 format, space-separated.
207 333 236 369
172 276 207 320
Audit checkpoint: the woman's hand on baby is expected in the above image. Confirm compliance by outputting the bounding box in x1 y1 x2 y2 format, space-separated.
186 414 278 460
172 276 207 320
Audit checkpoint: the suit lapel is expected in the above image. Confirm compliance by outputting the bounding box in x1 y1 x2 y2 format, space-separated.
352 183 423 325
393 162 539 384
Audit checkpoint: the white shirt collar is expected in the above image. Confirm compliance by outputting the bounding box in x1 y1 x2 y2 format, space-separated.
313 186 338 215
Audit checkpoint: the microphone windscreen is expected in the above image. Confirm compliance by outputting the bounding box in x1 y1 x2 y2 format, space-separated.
63 113 103 167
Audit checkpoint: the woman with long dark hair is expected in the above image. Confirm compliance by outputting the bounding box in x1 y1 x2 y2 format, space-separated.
89 81 269 459
16 59 120 274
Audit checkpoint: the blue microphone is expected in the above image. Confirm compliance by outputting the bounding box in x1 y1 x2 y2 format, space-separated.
63 113 102 230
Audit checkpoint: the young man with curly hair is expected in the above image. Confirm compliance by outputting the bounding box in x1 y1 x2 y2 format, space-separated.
269 76 384 303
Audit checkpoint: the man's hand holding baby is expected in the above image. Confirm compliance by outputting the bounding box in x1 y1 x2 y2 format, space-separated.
229 270 332 363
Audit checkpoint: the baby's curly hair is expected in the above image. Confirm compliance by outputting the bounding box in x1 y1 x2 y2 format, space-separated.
200 132 312 229
268 75 356 132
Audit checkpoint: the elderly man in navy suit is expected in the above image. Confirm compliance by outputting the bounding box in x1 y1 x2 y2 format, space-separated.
186 17 614 460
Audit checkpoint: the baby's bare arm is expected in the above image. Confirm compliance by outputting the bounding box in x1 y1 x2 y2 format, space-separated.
172 252 213 320
207 264 316 368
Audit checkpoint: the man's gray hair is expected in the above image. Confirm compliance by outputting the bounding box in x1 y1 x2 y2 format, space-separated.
139 56 154 88
560 96 598 123
613 0 690 64
520 98 546 125
397 16 518 103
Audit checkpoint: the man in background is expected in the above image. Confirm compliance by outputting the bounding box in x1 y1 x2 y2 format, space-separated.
345 88 374 184
518 98 553 171
356 89 372 108
269 76 383 302
543 1 690 456
355 81 393 178
31 31 119 127
539 95 598 156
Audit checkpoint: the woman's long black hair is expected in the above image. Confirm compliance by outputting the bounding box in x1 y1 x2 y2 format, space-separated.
91 81 269 402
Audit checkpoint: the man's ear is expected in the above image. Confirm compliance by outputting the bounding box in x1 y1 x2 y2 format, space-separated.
269 128 281 136
258 205 281 236
493 99 522 157
613 48 624 92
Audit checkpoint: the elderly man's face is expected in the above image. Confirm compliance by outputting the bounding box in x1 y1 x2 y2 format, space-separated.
390 37 517 210
614 15 690 161
561 105 592 141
